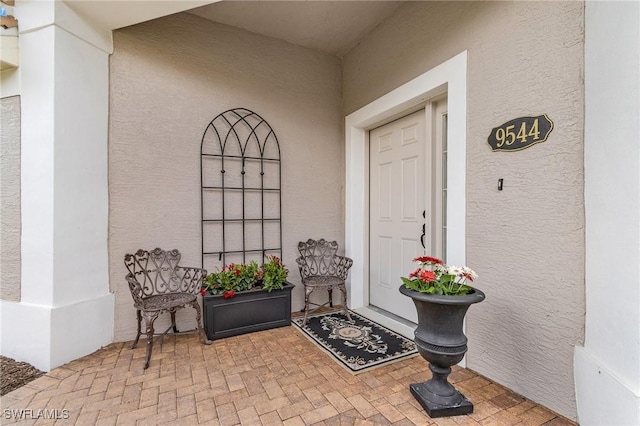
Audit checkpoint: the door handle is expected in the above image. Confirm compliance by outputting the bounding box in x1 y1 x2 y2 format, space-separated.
420 210 426 249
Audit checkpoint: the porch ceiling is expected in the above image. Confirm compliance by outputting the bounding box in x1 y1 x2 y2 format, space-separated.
188 1 405 57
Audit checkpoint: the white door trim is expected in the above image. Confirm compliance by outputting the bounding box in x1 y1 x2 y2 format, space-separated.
345 51 467 311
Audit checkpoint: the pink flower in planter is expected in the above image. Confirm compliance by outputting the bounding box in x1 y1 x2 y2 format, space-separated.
223 290 235 299
199 288 206 296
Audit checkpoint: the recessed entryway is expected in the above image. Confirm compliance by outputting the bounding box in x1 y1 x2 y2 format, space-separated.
369 99 448 324
345 51 467 339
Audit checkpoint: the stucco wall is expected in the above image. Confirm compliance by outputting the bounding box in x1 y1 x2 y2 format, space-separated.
0 95 21 302
109 13 343 341
343 1 584 419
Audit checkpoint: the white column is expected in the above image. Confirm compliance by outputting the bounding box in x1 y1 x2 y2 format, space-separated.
576 1 640 424
0 0 114 371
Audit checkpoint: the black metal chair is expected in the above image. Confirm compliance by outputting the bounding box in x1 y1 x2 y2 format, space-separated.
124 248 212 369
296 239 353 326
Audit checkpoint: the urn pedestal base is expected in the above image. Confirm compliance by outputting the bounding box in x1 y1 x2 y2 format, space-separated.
410 382 473 418
399 285 485 418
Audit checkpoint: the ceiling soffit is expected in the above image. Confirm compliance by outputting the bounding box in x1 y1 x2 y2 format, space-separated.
189 1 404 57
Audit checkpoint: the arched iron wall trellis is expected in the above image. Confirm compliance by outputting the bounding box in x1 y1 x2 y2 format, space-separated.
200 108 282 271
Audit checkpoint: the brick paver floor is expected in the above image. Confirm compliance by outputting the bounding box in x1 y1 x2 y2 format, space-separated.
0 325 576 425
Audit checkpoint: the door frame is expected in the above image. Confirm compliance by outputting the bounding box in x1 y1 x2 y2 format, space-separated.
345 51 467 324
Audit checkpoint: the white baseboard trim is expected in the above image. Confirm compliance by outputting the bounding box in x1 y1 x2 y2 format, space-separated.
1 293 114 371
574 346 640 426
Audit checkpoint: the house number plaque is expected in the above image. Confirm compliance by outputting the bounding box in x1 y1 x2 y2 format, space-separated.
487 114 554 152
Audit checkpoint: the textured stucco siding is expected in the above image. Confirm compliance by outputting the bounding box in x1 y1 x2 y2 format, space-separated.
109 13 343 341
343 1 584 419
1 95 21 302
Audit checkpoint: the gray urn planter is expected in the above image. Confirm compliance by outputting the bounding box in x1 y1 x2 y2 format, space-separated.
399 285 485 418
203 282 295 340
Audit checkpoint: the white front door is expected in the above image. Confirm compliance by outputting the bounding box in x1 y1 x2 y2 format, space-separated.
369 110 427 323
369 100 448 323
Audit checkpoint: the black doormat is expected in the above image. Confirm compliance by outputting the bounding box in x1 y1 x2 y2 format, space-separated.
292 310 418 374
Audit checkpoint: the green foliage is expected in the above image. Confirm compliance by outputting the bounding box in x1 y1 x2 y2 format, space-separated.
261 256 288 292
204 265 235 295
203 258 288 296
235 261 259 292
402 276 471 296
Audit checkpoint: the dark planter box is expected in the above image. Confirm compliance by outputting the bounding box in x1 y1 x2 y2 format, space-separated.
203 282 295 340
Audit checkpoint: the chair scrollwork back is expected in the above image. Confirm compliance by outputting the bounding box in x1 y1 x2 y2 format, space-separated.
296 239 353 281
124 248 205 308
